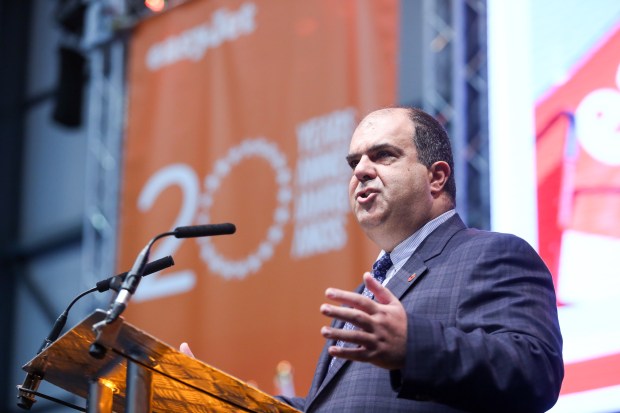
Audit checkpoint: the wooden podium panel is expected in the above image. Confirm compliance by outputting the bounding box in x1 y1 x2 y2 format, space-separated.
22 310 299 412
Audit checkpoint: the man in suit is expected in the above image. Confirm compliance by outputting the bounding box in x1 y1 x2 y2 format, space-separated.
277 107 564 412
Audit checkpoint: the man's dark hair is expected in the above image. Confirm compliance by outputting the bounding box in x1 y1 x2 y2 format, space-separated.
404 107 457 203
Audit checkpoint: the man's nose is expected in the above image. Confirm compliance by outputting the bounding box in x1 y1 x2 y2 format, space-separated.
353 156 376 182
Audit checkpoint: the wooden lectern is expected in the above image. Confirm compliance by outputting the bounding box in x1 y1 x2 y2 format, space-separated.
20 310 300 412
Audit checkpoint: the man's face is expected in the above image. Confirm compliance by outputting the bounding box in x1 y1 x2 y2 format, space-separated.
346 109 434 245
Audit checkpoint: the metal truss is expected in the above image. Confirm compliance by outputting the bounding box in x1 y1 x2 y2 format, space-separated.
415 0 490 229
80 0 126 308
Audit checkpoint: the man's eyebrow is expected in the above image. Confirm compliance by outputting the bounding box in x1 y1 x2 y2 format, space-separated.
345 143 399 163
345 153 359 163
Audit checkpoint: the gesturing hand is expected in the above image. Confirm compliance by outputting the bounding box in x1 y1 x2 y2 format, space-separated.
319 272 407 370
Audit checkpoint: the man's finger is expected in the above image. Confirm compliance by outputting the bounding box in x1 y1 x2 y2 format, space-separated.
320 304 373 331
327 344 370 362
363 273 396 305
321 322 375 345
325 285 376 313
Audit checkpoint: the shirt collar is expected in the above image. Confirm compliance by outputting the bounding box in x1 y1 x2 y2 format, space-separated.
379 209 456 284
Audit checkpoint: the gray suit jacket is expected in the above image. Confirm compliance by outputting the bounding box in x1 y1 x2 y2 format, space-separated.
280 214 563 412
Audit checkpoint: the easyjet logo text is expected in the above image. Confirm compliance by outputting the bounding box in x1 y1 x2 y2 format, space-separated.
146 2 257 71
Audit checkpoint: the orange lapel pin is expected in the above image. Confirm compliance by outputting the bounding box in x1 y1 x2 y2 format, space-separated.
407 273 416 282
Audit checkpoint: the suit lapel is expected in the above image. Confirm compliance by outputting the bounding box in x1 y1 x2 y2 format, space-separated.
385 254 427 299
385 214 465 298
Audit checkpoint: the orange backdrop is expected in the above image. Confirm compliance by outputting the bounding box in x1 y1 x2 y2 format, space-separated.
117 0 398 395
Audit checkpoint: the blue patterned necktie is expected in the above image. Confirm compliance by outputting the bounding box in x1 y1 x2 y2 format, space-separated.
361 252 393 299
332 253 393 355
370 252 392 285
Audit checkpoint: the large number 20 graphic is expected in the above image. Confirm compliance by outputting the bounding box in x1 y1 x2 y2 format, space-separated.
133 164 199 302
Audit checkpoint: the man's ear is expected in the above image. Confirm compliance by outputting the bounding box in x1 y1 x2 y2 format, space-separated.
428 161 451 196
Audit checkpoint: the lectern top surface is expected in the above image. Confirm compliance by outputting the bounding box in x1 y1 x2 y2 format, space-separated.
23 310 299 413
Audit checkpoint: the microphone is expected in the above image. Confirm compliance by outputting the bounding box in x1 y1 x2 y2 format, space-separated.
16 255 175 410
95 223 236 332
96 255 175 293
173 223 236 238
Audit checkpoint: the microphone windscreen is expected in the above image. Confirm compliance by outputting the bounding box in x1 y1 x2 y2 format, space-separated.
96 255 175 293
144 255 175 275
174 223 236 238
